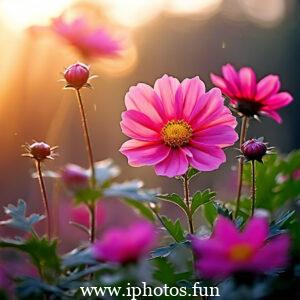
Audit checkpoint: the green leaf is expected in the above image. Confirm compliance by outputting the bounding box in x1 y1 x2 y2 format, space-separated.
156 193 188 215
186 167 200 181
150 241 190 259
0 238 60 283
74 188 101 204
0 199 44 233
160 216 185 242
191 189 216 215
125 199 155 221
203 201 218 226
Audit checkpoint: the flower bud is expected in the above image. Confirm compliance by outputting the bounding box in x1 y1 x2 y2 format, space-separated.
64 63 89 89
241 138 267 162
29 142 51 161
60 164 89 191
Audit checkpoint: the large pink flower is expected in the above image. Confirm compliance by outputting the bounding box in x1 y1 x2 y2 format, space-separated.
192 216 290 280
120 75 238 177
211 64 293 123
92 221 156 264
51 16 122 59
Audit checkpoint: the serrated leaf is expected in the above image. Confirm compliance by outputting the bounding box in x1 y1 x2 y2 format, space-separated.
160 216 185 242
191 189 216 215
156 193 188 215
186 168 200 181
125 199 155 221
203 201 218 226
0 199 44 233
150 241 189 259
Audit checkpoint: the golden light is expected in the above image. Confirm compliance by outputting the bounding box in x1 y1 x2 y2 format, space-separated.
99 0 165 28
0 0 72 31
166 0 223 16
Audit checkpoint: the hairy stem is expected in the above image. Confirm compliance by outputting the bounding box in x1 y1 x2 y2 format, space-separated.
234 116 249 219
35 160 51 239
251 160 256 217
183 174 194 234
75 89 96 243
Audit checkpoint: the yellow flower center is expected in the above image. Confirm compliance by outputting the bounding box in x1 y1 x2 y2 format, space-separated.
161 120 192 148
229 244 254 262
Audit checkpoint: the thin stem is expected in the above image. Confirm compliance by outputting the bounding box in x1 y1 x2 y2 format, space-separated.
35 160 51 239
251 160 256 217
75 89 96 243
183 174 194 234
234 116 249 219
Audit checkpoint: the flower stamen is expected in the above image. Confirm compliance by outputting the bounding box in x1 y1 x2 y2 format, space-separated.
161 120 192 148
229 244 254 262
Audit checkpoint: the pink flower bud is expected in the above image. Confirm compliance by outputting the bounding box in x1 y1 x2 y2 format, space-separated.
241 139 267 162
64 63 89 90
60 164 89 191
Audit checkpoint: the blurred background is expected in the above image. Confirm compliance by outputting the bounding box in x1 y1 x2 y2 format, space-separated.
0 0 299 244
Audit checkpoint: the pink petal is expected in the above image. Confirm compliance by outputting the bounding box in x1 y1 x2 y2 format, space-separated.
120 140 170 167
187 143 226 171
241 217 268 248
256 75 280 100
239 67 257 99
251 235 290 272
261 92 293 110
153 75 181 119
196 258 235 279
210 73 234 97
121 110 161 141
192 238 228 259
154 148 189 177
193 125 238 148
125 83 166 124
213 216 240 245
221 64 241 97
181 77 206 118
260 110 282 123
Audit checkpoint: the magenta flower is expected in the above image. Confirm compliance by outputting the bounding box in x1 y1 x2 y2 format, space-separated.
120 75 238 177
211 64 293 123
192 216 290 280
92 221 156 264
51 16 122 59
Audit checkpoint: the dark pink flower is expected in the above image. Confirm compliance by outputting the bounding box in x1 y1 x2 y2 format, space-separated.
211 64 293 123
92 221 156 264
192 216 290 279
241 138 267 162
64 63 90 90
120 75 238 177
52 16 122 59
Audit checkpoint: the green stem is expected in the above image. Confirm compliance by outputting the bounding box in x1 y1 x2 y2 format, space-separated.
183 174 194 234
251 160 256 217
35 160 51 239
234 116 249 219
75 89 96 243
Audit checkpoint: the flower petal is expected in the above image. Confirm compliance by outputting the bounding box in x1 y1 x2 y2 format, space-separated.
120 139 170 167
221 64 241 97
260 110 282 123
125 83 166 124
239 67 256 99
261 92 293 110
193 125 238 147
154 75 181 119
154 148 189 177
121 110 161 141
188 143 226 171
210 73 234 97
256 75 280 100
212 216 239 245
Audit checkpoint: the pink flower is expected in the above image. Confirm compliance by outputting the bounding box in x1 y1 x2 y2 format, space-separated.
60 164 89 191
120 75 238 177
51 16 122 59
192 216 290 280
92 221 156 264
64 63 90 90
211 64 293 123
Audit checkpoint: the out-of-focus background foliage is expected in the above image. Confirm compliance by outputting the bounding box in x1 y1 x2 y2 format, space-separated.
0 0 298 227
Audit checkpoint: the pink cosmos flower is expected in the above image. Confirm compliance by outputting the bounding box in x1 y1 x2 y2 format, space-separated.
51 16 122 59
92 221 156 264
211 64 293 123
192 216 290 280
120 75 238 177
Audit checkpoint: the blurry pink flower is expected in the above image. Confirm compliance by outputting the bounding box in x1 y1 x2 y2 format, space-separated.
60 164 89 191
92 221 156 264
120 75 238 177
51 16 122 59
192 216 290 279
211 64 293 123
292 169 300 181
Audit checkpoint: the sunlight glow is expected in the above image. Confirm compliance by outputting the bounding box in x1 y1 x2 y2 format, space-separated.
0 0 72 31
